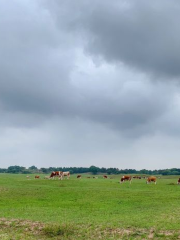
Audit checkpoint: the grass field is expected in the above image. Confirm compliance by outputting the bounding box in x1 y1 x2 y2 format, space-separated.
0 174 180 239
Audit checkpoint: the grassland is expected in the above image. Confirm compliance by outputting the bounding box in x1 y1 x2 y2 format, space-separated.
0 174 180 239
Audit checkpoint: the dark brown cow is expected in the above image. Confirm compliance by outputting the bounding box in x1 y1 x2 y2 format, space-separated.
103 175 108 179
120 175 132 184
177 178 180 184
35 175 40 179
49 171 63 179
146 176 157 184
77 175 81 178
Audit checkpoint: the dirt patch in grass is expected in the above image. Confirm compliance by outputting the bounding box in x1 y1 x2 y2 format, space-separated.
0 218 44 234
103 227 180 239
0 218 180 239
0 218 74 239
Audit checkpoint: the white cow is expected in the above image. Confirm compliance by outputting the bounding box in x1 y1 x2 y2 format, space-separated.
60 171 70 180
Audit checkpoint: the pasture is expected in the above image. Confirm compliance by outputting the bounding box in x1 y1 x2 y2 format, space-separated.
0 174 180 239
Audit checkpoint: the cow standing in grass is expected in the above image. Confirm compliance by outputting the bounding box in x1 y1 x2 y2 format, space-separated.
177 178 180 184
146 176 157 184
49 171 62 180
35 176 40 179
77 175 81 179
120 175 132 184
103 175 108 179
60 171 70 180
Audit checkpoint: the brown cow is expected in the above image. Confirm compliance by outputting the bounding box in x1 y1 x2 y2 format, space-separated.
35 175 40 179
49 171 63 180
77 175 81 178
146 176 157 184
177 178 180 184
103 175 108 179
120 175 132 184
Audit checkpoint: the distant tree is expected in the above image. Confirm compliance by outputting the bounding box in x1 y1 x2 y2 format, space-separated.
7 166 25 173
89 165 99 175
28 166 38 170
40 168 49 174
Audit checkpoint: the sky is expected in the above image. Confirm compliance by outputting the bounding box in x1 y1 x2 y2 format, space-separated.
0 0 180 169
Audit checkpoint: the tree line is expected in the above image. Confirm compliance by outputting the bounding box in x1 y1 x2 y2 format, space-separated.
0 165 180 175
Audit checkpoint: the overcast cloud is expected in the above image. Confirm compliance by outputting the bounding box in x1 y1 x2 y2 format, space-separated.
0 0 180 169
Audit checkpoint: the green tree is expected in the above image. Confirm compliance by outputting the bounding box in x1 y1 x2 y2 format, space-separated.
89 166 99 175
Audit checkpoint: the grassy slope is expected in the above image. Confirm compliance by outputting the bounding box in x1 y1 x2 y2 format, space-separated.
0 174 180 239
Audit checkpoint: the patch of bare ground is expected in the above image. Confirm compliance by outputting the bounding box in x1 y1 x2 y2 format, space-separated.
0 218 180 239
0 218 44 234
102 227 180 239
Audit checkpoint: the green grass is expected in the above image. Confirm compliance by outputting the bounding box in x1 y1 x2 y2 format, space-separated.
0 174 180 239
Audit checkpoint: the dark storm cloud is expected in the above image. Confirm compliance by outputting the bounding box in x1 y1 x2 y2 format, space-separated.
0 0 178 136
1 0 180 168
85 0 180 77
0 0 77 119
47 0 180 78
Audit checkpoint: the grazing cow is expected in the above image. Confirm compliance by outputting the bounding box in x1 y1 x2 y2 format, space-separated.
35 175 40 179
77 175 81 179
120 175 132 184
61 171 70 180
177 178 180 184
146 176 157 184
49 171 63 180
103 175 108 179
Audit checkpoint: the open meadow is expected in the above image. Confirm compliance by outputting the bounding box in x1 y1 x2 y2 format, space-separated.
0 174 180 239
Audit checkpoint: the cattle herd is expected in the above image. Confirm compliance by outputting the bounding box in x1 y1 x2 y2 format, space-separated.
27 173 180 185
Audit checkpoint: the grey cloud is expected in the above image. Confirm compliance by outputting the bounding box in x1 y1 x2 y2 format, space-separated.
1 0 180 168
49 0 180 78
0 0 179 136
84 0 180 77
